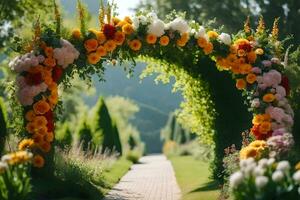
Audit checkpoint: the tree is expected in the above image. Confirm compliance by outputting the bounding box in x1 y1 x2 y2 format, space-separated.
77 118 93 152
0 97 7 154
56 122 73 149
112 121 122 156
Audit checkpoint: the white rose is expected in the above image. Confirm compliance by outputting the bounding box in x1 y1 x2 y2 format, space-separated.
255 176 269 189
276 161 290 172
272 171 284 182
147 19 165 37
229 171 244 189
218 33 231 45
169 17 189 34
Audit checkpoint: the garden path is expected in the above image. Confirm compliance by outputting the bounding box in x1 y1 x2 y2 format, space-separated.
104 154 181 200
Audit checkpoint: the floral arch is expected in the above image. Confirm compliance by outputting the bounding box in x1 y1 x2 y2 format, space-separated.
6 0 294 182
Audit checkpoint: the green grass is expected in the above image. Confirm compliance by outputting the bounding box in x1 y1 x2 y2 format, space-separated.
170 156 220 200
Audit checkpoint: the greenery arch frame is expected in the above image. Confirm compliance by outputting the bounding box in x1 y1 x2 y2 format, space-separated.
6 1 295 180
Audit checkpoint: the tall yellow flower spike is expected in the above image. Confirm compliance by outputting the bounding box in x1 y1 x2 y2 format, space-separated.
272 18 279 40
244 16 251 34
99 0 105 29
53 0 61 35
256 16 265 34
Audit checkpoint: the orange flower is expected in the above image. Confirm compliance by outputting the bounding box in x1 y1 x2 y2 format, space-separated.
43 58 56 67
96 32 106 44
263 93 276 103
44 47 53 58
45 132 54 142
207 31 219 39
104 40 117 52
26 122 35 134
35 126 48 135
236 79 246 90
114 31 125 45
197 37 207 48
72 29 81 39
113 17 121 25
33 100 50 115
96 46 107 57
25 110 36 121
48 82 58 91
203 42 213 55
84 39 98 52
246 73 257 84
259 121 272 133
39 142 51 153
237 49 246 57
33 155 45 168
28 65 43 74
247 51 257 63
240 63 252 74
87 52 101 64
252 114 264 125
124 16 132 24
262 114 271 121
146 34 157 44
159 36 169 46
129 39 142 51
176 33 189 47
49 91 58 105
122 24 134 35
33 116 48 127
18 139 34 150
240 146 257 160
33 134 44 144
116 20 127 27
231 65 241 74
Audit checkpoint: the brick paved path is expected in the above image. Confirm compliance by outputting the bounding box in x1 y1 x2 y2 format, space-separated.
104 154 181 200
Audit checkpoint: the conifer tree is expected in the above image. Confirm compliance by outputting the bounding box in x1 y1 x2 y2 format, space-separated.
112 121 122 156
77 119 93 151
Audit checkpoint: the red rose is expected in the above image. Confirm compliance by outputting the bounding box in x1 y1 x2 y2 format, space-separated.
281 75 290 96
44 110 53 121
251 125 272 140
52 66 63 83
26 72 43 85
238 43 252 52
103 24 116 39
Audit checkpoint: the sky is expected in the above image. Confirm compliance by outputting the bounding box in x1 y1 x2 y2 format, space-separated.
114 0 141 18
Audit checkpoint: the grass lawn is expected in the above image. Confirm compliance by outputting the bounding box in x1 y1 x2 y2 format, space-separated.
170 156 220 200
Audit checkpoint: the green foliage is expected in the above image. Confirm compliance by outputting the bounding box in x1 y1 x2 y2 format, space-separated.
0 164 32 200
128 134 137 150
0 97 7 154
126 150 140 164
56 122 73 149
111 121 122 156
77 118 93 152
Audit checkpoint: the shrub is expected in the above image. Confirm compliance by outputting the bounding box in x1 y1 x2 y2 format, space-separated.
56 122 72 149
126 150 141 164
112 121 122 156
0 97 7 154
77 118 93 152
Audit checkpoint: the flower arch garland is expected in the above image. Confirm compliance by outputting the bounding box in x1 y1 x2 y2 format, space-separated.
7 1 294 170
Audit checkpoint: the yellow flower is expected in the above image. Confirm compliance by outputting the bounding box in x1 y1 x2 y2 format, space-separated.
207 31 219 39
263 93 276 103
295 162 300 170
252 114 264 125
96 46 107 57
114 31 125 45
234 38 250 46
122 24 134 35
33 155 45 168
159 36 170 46
203 42 213 55
255 48 264 55
113 17 121 25
124 16 132 24
18 139 34 150
71 29 81 39
197 37 207 48
33 100 50 115
249 140 267 149
247 51 257 63
129 39 142 51
236 79 246 90
84 39 98 52
176 33 189 47
240 146 257 160
87 52 101 64
146 34 157 44
246 73 257 84
104 40 117 52
25 110 36 122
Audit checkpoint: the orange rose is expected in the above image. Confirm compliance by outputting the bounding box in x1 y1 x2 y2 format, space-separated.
96 46 107 57
159 36 170 46
87 52 101 64
39 142 51 153
44 47 53 58
236 79 246 90
263 93 276 103
246 73 257 84
197 37 207 48
203 42 213 55
26 122 35 134
45 132 54 142
33 116 48 127
240 64 252 74
84 39 98 52
146 34 157 44
96 32 106 44
247 51 257 63
259 121 272 133
25 110 35 121
104 40 117 52
114 31 125 45
33 100 50 115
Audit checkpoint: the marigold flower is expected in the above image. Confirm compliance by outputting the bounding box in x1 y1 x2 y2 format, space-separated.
96 46 107 57
44 47 54 58
18 139 34 150
122 24 134 35
262 114 271 121
25 110 36 121
72 29 81 39
87 52 101 64
33 100 50 115
146 34 157 44
197 37 207 48
84 39 98 52
207 31 219 39
252 114 264 125
26 122 35 134
236 79 246 90
249 140 267 149
124 16 132 24
240 64 252 74
259 121 272 133
43 58 56 67
159 36 170 46
39 142 51 153
33 155 45 168
203 42 213 55
35 126 48 135
114 31 125 45
96 32 106 44
33 133 44 144
247 51 257 63
33 116 48 127
104 40 117 52
45 132 54 142
246 73 257 84
231 65 241 74
129 39 142 51
263 93 276 103
240 146 257 160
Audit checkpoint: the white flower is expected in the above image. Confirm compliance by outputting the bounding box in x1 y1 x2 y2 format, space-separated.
298 187 300 195
253 166 266 176
229 171 244 189
169 17 189 34
258 159 268 168
255 176 269 189
276 161 291 172
1 155 12 162
147 12 158 21
194 26 206 38
251 98 260 108
272 171 284 182
267 158 275 166
0 161 8 173
218 33 231 45
293 171 300 184
147 19 165 37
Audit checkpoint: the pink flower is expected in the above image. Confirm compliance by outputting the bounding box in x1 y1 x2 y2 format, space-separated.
262 60 272 67
252 67 262 74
